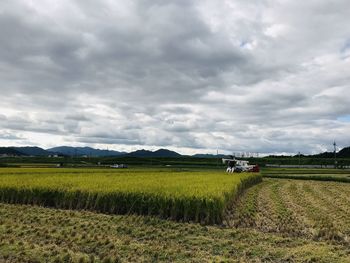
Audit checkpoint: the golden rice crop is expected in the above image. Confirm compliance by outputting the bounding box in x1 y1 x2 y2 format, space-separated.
0 168 261 224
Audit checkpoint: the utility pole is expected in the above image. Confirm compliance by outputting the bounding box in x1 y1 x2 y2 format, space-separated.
216 149 219 167
333 141 337 169
74 148 77 167
298 151 301 168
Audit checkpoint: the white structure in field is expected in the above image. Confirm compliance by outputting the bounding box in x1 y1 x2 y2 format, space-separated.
110 164 128 168
222 157 258 173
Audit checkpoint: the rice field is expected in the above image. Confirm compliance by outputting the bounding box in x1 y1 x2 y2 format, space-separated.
2 167 350 262
0 168 261 224
228 178 350 245
1 203 349 263
262 168 350 183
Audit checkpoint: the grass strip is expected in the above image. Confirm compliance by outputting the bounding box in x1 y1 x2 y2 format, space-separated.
263 174 350 183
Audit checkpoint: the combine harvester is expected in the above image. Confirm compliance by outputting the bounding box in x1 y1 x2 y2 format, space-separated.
222 156 259 173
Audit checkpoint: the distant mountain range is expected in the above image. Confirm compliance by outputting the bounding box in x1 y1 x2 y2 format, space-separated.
13 146 52 156
192 153 227 158
1 146 350 158
0 146 182 157
0 147 53 156
0 147 23 156
310 146 350 158
47 146 126 157
126 149 181 158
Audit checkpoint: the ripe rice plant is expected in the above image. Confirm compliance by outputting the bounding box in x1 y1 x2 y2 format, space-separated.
0 168 261 224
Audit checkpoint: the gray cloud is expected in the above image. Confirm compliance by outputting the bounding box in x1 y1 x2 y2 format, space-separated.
1 0 350 154
0 131 23 140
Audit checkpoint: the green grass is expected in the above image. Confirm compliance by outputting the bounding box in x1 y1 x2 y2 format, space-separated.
262 167 350 174
262 168 350 183
0 168 261 224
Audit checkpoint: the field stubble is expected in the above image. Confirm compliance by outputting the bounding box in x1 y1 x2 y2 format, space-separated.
229 178 350 246
1 203 350 262
262 168 350 183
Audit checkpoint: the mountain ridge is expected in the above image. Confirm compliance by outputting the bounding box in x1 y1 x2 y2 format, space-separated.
47 146 126 157
126 148 182 158
1 145 350 158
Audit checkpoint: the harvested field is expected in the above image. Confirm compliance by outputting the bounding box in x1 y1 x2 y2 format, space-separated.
228 178 350 245
262 168 350 183
1 203 349 262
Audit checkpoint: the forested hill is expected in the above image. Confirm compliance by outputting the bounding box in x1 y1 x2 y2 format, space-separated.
311 146 350 158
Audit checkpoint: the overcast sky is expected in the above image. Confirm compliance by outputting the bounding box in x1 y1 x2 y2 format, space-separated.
1 0 350 155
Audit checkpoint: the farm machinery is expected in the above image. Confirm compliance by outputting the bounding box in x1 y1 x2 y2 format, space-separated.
222 156 259 173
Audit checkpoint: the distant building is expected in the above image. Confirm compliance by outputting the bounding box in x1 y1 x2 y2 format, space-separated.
266 164 335 168
0 154 16 158
110 164 128 168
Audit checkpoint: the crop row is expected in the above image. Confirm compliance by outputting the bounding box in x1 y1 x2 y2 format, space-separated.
231 178 350 244
263 174 350 183
1 203 349 262
0 168 262 224
261 168 350 183
262 168 350 174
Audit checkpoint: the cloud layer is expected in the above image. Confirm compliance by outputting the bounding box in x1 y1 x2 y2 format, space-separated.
1 0 350 154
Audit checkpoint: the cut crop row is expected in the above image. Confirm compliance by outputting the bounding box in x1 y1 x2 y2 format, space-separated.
231 179 350 244
2 203 349 262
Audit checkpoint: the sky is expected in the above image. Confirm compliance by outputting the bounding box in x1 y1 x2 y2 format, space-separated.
1 0 350 155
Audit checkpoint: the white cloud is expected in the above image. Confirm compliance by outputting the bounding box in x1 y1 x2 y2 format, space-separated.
0 0 350 154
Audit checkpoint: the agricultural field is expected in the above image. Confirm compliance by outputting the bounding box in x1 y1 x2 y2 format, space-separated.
228 178 350 246
0 168 261 224
1 203 349 262
1 167 350 262
262 168 350 182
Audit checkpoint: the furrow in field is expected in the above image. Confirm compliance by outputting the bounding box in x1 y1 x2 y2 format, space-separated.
284 181 326 239
264 181 294 235
314 182 350 220
232 179 312 237
276 180 314 238
2 203 350 262
253 180 282 233
292 182 347 244
320 183 350 209
231 176 350 245
302 182 350 240
224 181 265 228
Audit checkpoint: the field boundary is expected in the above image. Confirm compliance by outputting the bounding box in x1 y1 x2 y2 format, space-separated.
263 174 350 183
